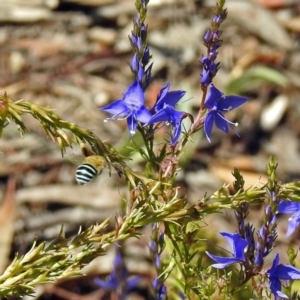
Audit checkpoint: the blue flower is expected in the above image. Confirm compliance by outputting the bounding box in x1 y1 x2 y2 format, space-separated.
266 253 300 299
205 232 248 269
100 80 152 136
153 83 186 112
204 84 247 142
95 251 127 290
278 200 300 237
146 83 186 145
147 105 184 145
95 250 140 298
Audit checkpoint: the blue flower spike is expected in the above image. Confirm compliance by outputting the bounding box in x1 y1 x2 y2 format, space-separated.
267 253 300 299
204 84 247 142
205 232 248 269
100 80 152 137
278 200 300 237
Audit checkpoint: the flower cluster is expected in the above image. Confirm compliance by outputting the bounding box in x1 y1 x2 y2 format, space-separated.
189 0 248 141
205 187 300 299
3 0 300 299
100 0 187 145
100 1 247 145
100 79 186 144
206 231 300 299
98 1 300 298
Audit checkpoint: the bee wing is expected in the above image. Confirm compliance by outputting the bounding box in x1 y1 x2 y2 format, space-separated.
67 152 85 164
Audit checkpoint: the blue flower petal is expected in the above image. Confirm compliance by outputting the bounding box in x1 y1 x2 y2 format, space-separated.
147 109 169 124
220 232 235 253
204 112 214 142
266 253 300 299
136 106 152 124
154 84 185 112
275 291 289 299
220 232 248 261
161 90 186 108
277 201 300 237
204 84 223 109
215 112 229 133
278 200 300 213
155 83 170 111
123 80 145 109
100 100 129 117
218 95 247 111
170 123 182 145
169 107 184 126
286 212 300 237
269 278 288 299
127 114 138 136
147 105 183 145
275 264 300 280
268 253 280 276
206 232 249 270
205 251 241 269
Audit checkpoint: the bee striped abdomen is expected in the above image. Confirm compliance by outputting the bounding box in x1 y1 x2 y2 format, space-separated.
76 163 98 185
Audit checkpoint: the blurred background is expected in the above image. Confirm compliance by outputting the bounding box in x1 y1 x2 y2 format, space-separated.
1 0 300 298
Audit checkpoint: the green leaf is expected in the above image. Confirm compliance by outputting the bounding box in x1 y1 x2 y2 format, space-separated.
226 66 290 94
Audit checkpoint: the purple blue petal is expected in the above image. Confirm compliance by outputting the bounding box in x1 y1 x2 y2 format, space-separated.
278 200 300 237
127 114 138 136
275 265 300 280
220 232 248 260
204 112 214 142
101 100 129 117
124 80 145 108
266 253 300 299
214 112 229 133
278 200 300 213
136 106 152 123
204 84 223 109
206 232 248 270
205 252 241 269
218 95 248 111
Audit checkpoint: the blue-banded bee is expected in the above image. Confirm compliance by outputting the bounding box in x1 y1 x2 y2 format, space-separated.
75 143 107 185
75 141 127 185
76 155 106 185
